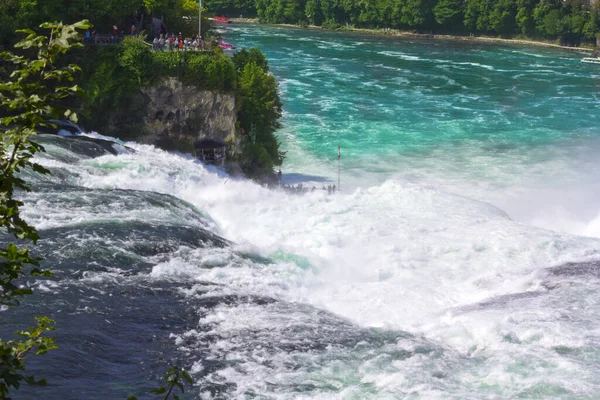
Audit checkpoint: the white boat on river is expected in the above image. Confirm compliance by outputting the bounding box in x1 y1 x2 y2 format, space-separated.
581 57 600 64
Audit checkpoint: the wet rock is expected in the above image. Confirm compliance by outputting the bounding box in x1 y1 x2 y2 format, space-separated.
97 78 240 155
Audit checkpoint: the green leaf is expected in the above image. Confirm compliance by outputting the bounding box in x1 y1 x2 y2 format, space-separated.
72 20 92 30
0 18 87 398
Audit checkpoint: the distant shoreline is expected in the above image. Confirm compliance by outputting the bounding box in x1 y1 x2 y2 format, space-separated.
229 18 594 54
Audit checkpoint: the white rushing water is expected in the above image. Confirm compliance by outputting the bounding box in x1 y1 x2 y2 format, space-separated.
27 136 600 398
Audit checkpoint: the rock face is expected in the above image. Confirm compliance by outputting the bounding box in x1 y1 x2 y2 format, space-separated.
98 78 239 154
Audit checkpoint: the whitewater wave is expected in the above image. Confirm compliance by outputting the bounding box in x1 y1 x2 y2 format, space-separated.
31 139 600 326
13 132 600 398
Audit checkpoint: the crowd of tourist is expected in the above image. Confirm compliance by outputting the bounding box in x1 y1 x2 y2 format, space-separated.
152 33 205 52
81 12 229 52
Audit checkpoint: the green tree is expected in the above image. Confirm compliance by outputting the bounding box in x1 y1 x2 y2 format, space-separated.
204 0 600 42
489 0 517 35
305 0 325 25
0 20 89 398
542 9 566 37
339 0 360 25
232 46 270 73
357 0 381 26
561 0 588 43
0 0 142 46
119 36 155 85
375 0 396 27
205 0 257 16
401 0 434 28
237 62 284 178
433 0 464 29
0 0 40 49
391 0 407 29
516 0 536 35
583 4 600 41
533 0 560 37
464 0 494 33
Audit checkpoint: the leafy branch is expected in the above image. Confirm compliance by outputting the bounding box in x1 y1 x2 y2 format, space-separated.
128 366 194 400
0 317 57 397
0 20 89 399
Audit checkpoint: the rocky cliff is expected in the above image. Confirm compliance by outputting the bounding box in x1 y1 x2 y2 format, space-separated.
96 77 239 154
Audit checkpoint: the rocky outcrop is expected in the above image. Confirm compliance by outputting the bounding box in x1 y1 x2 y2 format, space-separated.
97 78 239 154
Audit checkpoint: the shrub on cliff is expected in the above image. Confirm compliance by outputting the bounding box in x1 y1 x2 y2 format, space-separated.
240 142 276 177
85 36 238 97
153 49 237 91
232 46 269 73
120 36 155 86
118 36 237 91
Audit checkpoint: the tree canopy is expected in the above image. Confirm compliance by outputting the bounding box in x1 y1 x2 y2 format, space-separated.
233 47 284 177
205 0 600 43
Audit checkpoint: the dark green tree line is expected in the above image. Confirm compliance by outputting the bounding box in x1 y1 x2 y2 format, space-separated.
206 0 600 44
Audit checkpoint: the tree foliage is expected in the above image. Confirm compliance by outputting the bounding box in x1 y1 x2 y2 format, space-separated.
434 0 464 29
233 47 284 178
204 0 258 16
0 0 210 50
207 0 600 43
232 46 269 73
0 20 89 398
128 366 194 400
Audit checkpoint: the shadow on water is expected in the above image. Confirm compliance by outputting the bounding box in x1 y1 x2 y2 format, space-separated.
34 134 133 158
0 219 232 398
38 220 229 261
282 172 330 185
2 280 200 399
546 260 600 279
452 260 600 316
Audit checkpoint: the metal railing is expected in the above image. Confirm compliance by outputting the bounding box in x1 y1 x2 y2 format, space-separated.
83 34 124 45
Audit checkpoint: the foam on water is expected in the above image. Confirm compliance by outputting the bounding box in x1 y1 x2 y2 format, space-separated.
28 135 600 397
202 25 600 396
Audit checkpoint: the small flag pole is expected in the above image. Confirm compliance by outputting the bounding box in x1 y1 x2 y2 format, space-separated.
199 0 202 40
337 145 341 192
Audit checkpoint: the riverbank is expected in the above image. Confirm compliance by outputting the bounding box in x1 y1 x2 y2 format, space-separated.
229 18 594 54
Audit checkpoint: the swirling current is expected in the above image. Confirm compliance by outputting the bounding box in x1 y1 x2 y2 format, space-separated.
3 24 600 399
